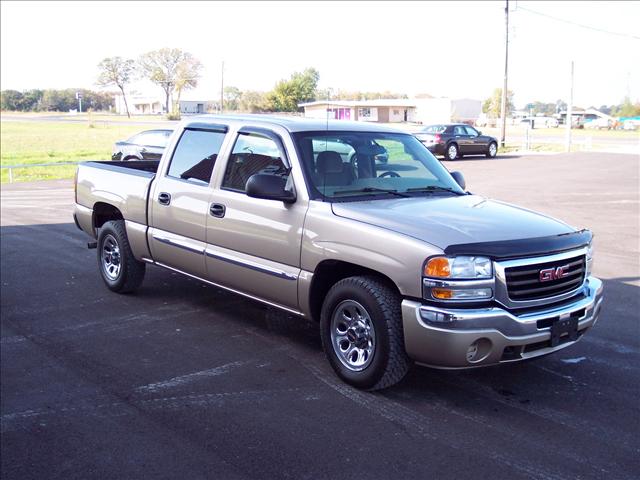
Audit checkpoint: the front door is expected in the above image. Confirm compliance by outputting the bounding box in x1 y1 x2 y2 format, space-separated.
149 127 228 277
205 128 306 310
452 125 472 154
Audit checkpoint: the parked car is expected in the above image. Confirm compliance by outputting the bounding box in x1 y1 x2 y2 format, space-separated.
584 118 613 130
74 115 602 390
112 129 173 161
414 124 498 161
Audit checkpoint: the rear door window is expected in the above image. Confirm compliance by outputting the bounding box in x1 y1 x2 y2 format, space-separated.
166 129 226 185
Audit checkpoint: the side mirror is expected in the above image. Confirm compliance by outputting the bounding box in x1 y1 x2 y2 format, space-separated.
246 173 296 203
477 130 482 135
450 171 466 190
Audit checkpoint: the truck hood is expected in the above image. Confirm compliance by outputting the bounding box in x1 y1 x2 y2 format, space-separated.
331 195 575 250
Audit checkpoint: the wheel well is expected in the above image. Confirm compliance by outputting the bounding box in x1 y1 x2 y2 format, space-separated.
308 260 400 323
93 202 123 229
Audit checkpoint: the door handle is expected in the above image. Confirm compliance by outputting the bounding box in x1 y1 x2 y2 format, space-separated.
158 192 171 205
209 203 226 218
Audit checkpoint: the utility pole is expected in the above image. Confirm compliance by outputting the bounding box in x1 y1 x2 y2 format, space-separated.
220 61 224 114
499 0 509 148
565 60 574 153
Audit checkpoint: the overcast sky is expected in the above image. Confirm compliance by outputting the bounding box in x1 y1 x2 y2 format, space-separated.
2 1 639 108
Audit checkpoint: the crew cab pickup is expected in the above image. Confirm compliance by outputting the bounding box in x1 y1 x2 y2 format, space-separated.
73 115 603 390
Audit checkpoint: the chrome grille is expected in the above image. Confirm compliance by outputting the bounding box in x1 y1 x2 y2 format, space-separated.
505 255 585 301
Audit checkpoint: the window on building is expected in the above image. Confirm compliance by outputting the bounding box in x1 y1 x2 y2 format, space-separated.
166 129 226 184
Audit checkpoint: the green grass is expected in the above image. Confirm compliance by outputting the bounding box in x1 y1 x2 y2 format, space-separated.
1 121 144 183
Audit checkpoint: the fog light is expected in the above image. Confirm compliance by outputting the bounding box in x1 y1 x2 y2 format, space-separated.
431 288 492 300
466 338 492 363
466 342 479 362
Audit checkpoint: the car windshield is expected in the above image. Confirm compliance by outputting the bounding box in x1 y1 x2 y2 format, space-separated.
293 131 465 200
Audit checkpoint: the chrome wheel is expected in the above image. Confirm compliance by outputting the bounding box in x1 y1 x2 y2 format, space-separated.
447 144 458 160
330 300 376 372
488 143 497 157
101 234 121 280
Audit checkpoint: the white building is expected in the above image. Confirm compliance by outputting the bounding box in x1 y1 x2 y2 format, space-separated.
299 98 481 124
114 94 215 115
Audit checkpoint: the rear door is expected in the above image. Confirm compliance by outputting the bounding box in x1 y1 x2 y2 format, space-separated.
452 125 472 153
148 125 229 277
204 127 306 310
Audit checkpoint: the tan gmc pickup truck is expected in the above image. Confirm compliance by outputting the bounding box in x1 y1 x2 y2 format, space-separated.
74 115 603 390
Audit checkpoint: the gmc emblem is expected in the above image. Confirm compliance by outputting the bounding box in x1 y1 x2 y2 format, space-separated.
539 265 570 282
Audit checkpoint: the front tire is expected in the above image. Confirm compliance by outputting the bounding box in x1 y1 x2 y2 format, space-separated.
97 220 146 293
445 143 459 161
486 142 498 158
320 276 411 390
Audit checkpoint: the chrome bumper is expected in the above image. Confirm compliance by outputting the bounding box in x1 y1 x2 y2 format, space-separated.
402 276 604 368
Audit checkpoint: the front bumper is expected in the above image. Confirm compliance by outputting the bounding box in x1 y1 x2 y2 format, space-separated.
402 276 603 368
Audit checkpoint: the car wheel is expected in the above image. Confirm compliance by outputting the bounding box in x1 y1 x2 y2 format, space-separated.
446 143 459 161
320 276 411 390
98 220 146 293
486 142 498 158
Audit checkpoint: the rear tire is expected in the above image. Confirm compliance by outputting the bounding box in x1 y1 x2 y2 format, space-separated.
486 142 498 158
97 220 145 293
445 143 459 161
320 276 411 390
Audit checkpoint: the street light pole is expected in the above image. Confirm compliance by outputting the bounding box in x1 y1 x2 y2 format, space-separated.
499 0 509 148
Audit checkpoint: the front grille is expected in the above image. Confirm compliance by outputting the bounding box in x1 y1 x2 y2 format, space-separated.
505 255 586 301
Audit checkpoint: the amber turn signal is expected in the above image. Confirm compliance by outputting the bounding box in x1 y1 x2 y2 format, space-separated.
431 288 454 299
425 257 451 278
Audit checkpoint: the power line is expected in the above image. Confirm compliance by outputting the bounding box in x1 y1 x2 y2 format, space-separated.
517 5 640 41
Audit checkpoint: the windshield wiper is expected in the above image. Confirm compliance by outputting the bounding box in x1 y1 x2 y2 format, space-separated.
406 186 465 195
333 187 411 198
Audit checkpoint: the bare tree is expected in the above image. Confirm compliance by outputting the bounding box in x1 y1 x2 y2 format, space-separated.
97 57 136 117
138 48 202 115
174 54 203 111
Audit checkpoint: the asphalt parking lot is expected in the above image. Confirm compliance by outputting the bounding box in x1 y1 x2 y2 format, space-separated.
1 152 639 479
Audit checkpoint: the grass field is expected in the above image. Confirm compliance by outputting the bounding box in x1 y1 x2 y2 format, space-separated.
1 121 144 182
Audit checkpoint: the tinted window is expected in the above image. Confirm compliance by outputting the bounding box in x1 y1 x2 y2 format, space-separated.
167 129 226 184
453 126 466 135
464 126 479 136
222 133 288 192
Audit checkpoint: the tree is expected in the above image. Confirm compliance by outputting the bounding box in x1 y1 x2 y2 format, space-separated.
97 56 136 117
239 90 268 112
267 67 320 112
139 48 201 114
482 88 514 119
1 90 23 110
223 86 242 111
173 54 203 112
612 96 640 118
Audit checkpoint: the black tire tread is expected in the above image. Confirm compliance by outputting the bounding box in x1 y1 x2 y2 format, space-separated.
323 276 411 390
98 220 145 293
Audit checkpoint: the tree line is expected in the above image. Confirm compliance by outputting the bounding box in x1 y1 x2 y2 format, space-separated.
0 88 114 112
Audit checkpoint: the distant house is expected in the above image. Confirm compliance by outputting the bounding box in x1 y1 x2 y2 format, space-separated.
114 95 215 115
299 98 481 124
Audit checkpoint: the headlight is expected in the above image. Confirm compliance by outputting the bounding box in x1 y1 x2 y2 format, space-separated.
424 256 493 279
423 256 494 302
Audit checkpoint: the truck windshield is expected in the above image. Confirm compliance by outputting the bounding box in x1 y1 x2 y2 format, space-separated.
293 131 465 200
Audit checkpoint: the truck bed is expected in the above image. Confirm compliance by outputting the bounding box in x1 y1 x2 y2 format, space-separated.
75 160 160 228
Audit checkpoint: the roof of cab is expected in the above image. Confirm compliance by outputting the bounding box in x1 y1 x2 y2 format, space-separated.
182 114 407 134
